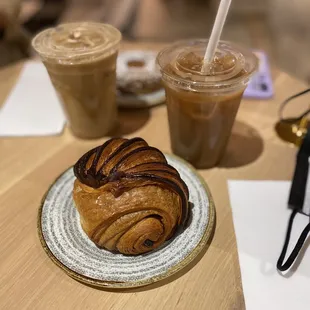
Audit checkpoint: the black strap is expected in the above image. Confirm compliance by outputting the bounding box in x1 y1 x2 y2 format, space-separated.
276 89 310 272
278 87 310 123
277 209 310 271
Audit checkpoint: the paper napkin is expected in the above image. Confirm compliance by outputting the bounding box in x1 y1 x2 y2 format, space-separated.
228 180 310 310
0 62 65 136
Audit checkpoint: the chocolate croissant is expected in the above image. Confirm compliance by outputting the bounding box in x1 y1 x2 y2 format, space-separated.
73 137 189 255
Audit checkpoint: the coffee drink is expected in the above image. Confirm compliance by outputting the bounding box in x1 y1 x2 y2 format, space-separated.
157 40 258 168
32 22 121 139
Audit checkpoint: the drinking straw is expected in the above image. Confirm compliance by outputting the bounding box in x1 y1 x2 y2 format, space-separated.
202 0 232 72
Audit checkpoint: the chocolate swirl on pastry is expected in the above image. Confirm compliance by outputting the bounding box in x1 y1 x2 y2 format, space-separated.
73 137 189 255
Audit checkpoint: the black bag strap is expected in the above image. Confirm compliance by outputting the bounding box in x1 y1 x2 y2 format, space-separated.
279 88 310 123
277 209 310 271
277 91 310 272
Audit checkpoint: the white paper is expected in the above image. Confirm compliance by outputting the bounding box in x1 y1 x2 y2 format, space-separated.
0 62 65 136
228 181 310 310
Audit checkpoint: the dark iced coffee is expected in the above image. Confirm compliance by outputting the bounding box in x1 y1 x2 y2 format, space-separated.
157 40 258 168
32 23 121 139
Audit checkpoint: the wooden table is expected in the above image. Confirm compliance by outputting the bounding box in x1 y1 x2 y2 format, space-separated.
1 42 309 310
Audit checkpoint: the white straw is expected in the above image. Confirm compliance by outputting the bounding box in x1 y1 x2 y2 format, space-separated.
202 0 232 71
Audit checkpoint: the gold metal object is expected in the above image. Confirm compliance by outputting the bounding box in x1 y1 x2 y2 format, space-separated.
37 156 216 289
275 117 309 146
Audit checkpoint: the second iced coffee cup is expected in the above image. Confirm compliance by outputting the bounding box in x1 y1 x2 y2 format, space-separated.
32 22 122 139
157 39 258 168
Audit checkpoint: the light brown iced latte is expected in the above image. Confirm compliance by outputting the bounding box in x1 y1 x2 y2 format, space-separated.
32 22 121 139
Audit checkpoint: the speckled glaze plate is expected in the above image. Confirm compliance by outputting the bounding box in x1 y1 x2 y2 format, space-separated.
38 154 215 288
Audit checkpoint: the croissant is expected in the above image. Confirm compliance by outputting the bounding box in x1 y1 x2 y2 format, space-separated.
72 137 189 255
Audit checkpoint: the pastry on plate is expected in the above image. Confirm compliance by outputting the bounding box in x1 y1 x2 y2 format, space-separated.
117 50 162 95
73 137 189 255
116 51 165 108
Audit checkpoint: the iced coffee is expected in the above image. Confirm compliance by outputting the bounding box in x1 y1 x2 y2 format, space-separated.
157 39 258 168
32 22 122 139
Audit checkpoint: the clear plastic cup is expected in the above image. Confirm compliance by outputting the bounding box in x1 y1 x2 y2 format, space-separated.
32 22 122 139
157 39 259 168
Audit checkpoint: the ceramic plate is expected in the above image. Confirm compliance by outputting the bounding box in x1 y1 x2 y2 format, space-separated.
38 154 215 288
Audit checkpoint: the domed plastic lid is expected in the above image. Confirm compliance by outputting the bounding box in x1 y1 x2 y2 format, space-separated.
157 39 258 91
32 22 122 64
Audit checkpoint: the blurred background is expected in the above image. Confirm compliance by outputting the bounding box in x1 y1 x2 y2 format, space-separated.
1 0 309 83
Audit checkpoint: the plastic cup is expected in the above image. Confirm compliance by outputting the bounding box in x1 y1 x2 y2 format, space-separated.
157 39 259 168
32 22 122 139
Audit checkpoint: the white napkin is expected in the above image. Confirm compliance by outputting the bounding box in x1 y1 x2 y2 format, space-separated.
0 62 65 136
228 180 310 310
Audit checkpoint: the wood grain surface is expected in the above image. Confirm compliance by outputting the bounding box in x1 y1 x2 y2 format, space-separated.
0 42 309 310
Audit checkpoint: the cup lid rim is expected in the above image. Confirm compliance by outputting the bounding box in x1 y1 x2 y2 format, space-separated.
32 22 122 64
156 39 259 90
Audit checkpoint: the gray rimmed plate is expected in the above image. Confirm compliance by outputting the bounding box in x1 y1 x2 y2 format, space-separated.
38 154 215 288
